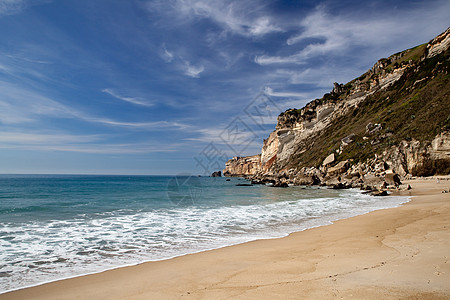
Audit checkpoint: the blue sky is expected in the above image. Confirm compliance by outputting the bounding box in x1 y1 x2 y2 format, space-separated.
0 0 448 175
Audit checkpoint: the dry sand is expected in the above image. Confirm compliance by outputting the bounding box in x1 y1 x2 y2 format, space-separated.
2 177 449 299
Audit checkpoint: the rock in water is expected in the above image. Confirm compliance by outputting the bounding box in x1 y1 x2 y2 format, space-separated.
211 171 222 177
371 190 389 196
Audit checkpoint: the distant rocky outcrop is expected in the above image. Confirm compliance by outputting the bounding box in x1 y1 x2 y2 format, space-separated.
211 171 222 177
224 27 450 192
223 154 261 177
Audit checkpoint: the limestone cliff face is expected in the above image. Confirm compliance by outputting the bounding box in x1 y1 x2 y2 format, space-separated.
381 132 450 177
224 28 450 180
427 27 450 58
223 155 261 177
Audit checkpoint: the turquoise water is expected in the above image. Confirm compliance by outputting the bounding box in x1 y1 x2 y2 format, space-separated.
0 175 409 292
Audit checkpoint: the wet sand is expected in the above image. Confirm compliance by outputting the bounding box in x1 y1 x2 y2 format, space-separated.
2 177 449 299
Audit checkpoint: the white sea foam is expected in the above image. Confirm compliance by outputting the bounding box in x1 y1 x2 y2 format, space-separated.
0 188 409 293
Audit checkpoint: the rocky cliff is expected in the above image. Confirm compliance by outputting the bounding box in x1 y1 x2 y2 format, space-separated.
223 154 261 177
223 27 450 190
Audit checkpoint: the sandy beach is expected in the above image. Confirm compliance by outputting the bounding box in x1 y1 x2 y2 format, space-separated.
2 177 449 300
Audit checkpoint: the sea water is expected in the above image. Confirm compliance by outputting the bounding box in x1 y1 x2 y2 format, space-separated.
0 174 409 293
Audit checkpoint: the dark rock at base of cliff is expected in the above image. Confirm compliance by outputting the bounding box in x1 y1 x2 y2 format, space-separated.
211 171 222 177
273 182 289 187
236 183 252 186
330 182 346 189
251 180 265 185
384 171 401 186
294 175 321 186
362 174 386 190
371 190 389 196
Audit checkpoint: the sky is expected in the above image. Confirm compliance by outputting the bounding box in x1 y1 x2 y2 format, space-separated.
0 0 448 175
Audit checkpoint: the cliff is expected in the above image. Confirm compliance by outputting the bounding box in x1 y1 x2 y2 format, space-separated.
223 155 261 177
224 27 450 189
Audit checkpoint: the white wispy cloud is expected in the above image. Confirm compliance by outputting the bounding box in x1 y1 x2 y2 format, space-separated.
0 50 54 84
102 88 154 107
255 2 450 66
0 0 26 16
263 87 308 98
85 117 192 130
0 0 50 17
0 131 101 144
183 61 204 78
157 44 205 78
0 81 75 124
248 17 281 36
0 131 179 154
185 126 264 156
147 0 282 37
254 55 302 65
273 60 374 90
160 43 174 62
0 81 191 131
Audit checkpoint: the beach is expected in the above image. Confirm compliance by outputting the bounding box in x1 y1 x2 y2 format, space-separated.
1 177 449 299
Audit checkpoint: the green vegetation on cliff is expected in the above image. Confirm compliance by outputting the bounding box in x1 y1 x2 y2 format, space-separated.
285 46 449 174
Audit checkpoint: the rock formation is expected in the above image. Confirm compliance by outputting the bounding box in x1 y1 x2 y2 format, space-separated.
223 27 450 191
223 154 261 177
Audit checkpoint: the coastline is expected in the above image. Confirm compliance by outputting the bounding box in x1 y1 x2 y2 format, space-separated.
1 177 449 299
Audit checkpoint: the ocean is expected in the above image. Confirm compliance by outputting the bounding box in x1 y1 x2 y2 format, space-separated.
0 174 409 293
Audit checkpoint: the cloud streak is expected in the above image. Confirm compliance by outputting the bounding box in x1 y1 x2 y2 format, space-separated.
0 81 191 131
147 0 281 37
0 0 27 16
160 43 174 62
0 131 179 154
0 0 50 17
263 87 308 98
183 61 204 78
255 2 450 66
102 88 154 107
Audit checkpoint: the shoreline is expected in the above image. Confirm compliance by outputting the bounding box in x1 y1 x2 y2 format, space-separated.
0 193 410 296
1 177 449 299
0 185 410 294
0 188 410 294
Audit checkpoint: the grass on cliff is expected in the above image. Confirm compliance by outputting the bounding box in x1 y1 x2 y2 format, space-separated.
284 48 449 172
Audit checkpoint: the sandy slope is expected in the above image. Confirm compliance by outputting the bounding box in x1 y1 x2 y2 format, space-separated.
2 177 449 299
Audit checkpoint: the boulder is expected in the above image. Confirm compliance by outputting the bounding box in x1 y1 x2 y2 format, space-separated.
324 176 340 186
250 180 265 185
273 181 289 187
384 170 401 186
371 190 389 196
373 161 388 173
398 184 412 191
211 171 222 177
322 153 335 166
294 175 320 186
332 82 345 94
330 182 352 189
341 134 355 146
362 173 386 190
327 160 350 176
